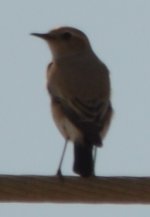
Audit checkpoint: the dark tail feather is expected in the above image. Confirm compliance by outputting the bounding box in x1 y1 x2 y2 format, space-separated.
73 142 94 177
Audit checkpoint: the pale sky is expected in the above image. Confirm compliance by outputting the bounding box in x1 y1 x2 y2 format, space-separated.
0 0 150 216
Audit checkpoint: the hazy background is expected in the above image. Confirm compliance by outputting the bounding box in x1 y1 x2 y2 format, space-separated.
0 0 150 216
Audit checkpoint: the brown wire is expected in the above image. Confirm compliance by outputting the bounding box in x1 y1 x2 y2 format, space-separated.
0 175 150 203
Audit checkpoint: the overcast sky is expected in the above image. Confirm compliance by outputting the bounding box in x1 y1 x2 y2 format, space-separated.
0 0 150 216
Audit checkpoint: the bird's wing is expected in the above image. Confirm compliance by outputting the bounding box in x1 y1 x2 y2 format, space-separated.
47 62 110 145
50 90 109 144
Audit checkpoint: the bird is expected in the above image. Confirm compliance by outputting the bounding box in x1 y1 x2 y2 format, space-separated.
31 26 113 177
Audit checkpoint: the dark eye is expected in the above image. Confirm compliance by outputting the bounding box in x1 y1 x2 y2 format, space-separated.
61 32 72 40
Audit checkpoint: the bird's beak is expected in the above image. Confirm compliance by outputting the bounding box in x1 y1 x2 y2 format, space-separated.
30 32 55 40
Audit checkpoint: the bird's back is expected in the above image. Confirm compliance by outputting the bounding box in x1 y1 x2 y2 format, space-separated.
47 51 110 102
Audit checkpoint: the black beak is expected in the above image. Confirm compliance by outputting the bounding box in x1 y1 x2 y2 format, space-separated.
30 33 55 40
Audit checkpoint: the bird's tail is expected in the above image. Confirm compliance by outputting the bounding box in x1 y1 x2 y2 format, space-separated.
73 142 94 177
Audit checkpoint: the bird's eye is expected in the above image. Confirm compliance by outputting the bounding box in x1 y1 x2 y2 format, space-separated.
61 32 72 40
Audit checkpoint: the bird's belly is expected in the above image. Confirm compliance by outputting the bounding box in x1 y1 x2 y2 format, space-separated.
51 101 83 143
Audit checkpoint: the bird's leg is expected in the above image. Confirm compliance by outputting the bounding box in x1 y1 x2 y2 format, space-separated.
57 140 68 177
93 146 97 176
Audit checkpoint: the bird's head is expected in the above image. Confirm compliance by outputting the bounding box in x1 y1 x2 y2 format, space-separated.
31 26 92 59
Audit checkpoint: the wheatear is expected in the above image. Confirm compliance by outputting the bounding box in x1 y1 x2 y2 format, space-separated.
31 26 113 177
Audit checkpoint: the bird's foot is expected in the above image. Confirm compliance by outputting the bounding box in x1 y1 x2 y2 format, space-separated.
56 169 64 181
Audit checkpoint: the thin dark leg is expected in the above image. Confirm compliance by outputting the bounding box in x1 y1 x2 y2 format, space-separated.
57 140 68 177
93 146 97 176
